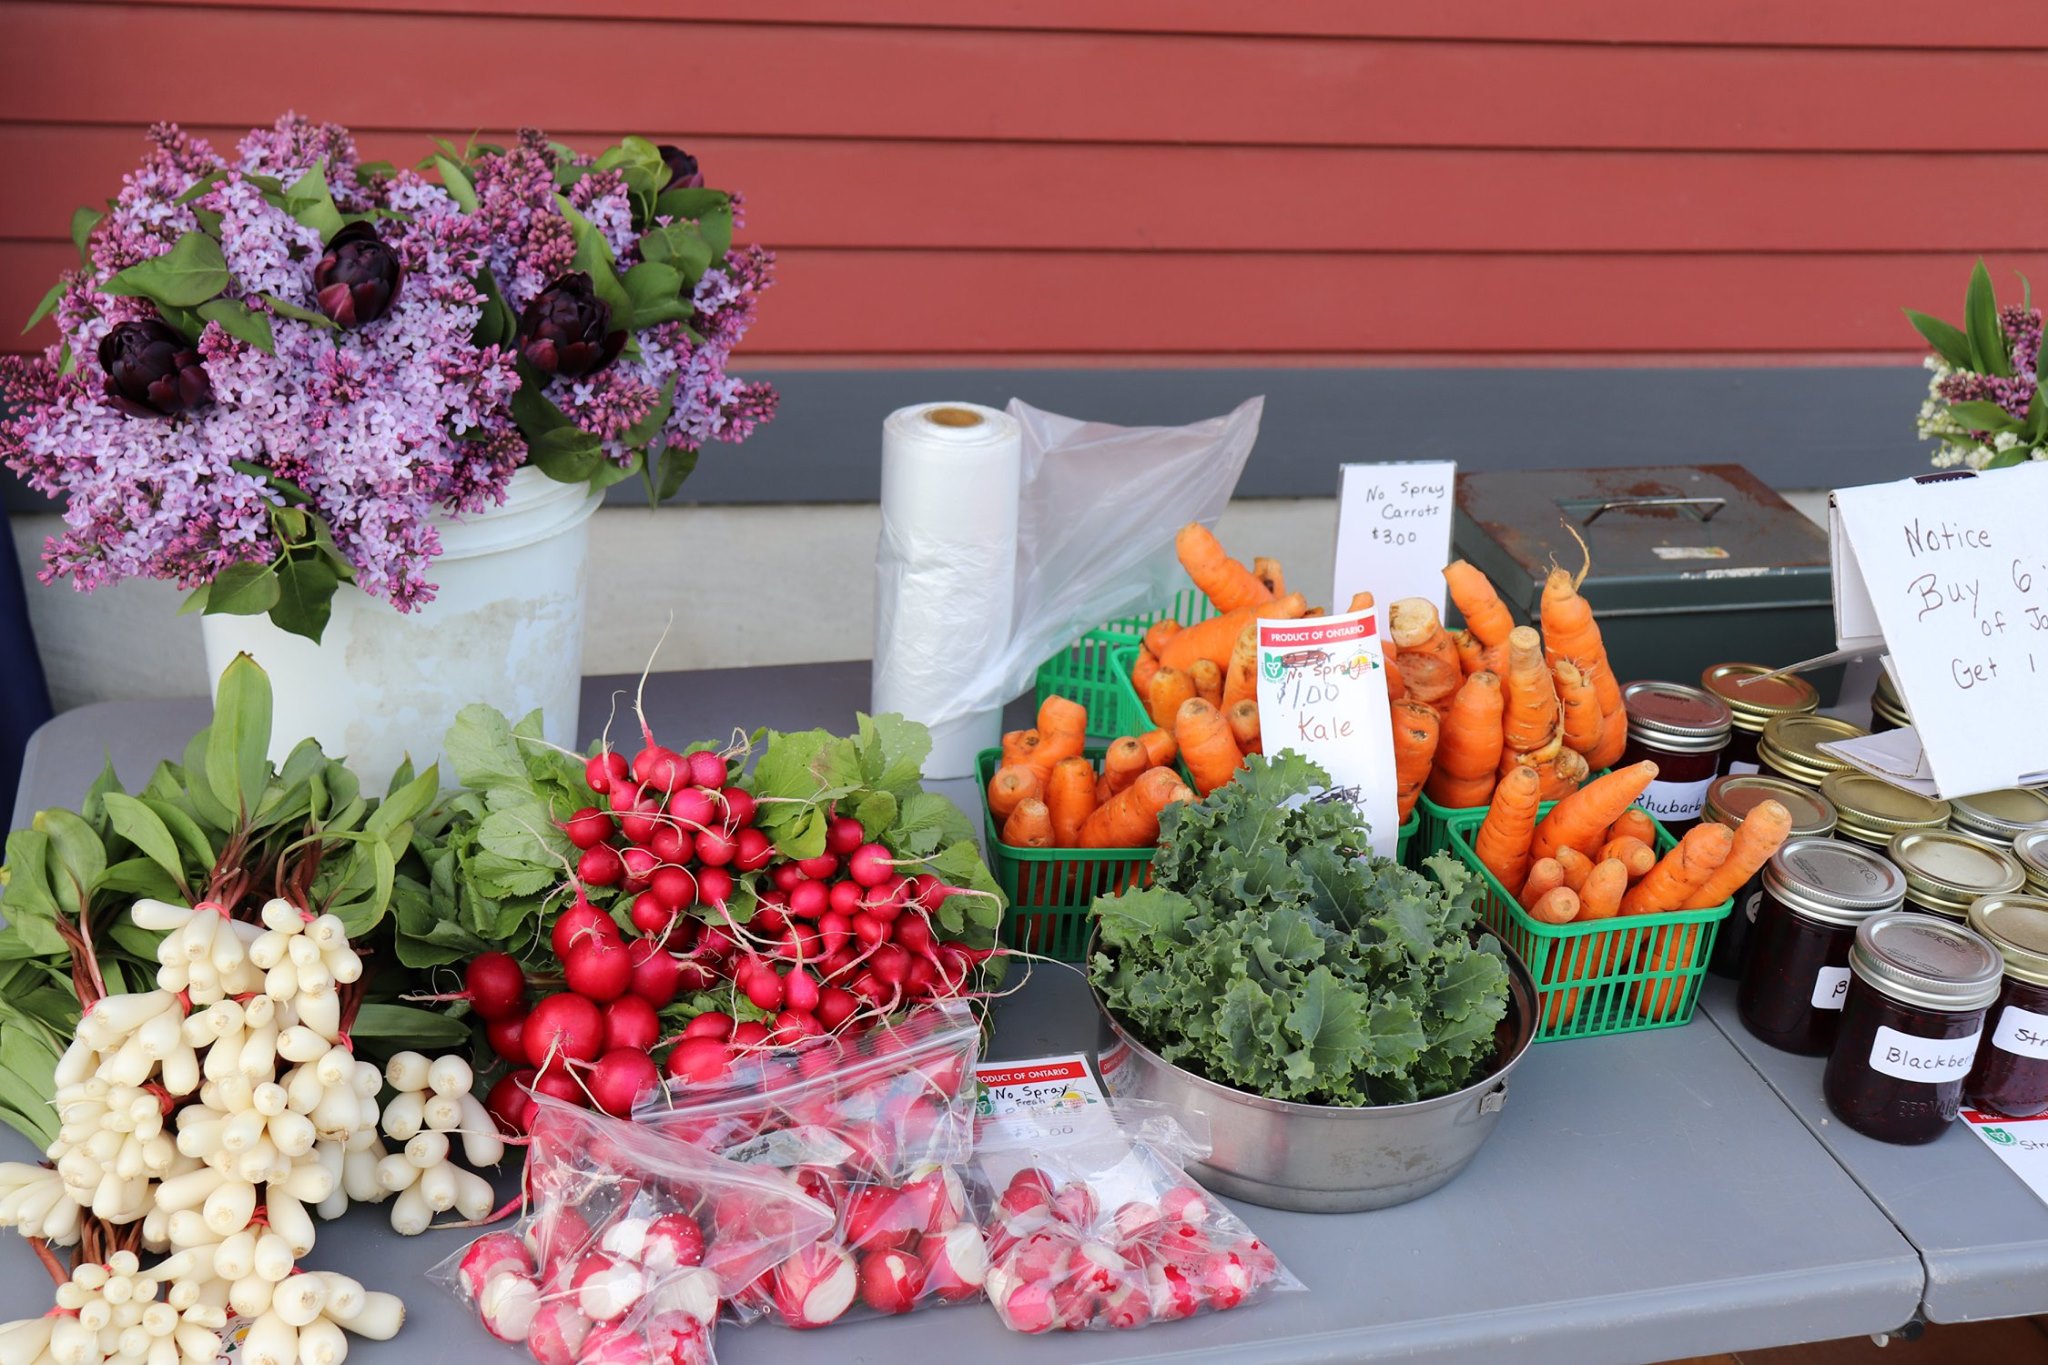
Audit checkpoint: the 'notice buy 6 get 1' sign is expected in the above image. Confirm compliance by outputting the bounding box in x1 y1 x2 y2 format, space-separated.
1254 607 1400 858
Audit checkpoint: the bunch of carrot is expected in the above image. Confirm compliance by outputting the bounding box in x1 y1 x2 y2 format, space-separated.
1471 760 1796 1022
984 695 1196 850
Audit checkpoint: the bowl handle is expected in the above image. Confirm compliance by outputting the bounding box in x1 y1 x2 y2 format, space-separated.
1459 1081 1509 1127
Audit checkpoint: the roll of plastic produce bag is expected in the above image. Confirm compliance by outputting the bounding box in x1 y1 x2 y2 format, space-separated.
873 396 1261 777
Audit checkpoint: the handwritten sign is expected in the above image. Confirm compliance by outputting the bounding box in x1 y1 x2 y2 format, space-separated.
1331 461 1457 614
1255 607 1399 857
1829 463 2048 797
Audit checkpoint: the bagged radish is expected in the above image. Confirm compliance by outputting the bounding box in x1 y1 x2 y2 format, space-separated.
636 1002 985 1328
972 1096 1301 1333
433 1094 834 1365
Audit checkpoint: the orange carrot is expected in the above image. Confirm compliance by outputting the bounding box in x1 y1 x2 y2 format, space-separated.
1141 619 1181 658
1541 561 1621 717
1222 624 1258 709
1175 523 1273 614
1452 629 1487 676
1046 756 1099 847
1146 667 1195 730
1502 626 1560 754
1393 651 1462 708
1252 556 1286 596
1159 593 1308 673
1443 559 1515 648
1526 886 1581 926
1538 747 1590 803
1684 799 1794 909
1587 703 1630 771
986 764 1042 822
1101 737 1150 797
1621 823 1733 916
1189 658 1224 708
1025 696 1088 785
1556 846 1595 894
1131 650 1161 701
1519 858 1564 910
1383 654 1408 703
1137 728 1177 769
1224 698 1261 756
1390 598 1461 674
1176 697 1245 797
1597 835 1656 879
1424 671 1504 809
1346 591 1376 614
1391 699 1441 820
1636 928 1704 1020
1001 798 1052 848
1554 658 1602 756
1080 767 1192 848
1579 859 1629 921
1473 765 1542 894
1001 729 1041 769
1609 808 1657 848
1530 761 1661 863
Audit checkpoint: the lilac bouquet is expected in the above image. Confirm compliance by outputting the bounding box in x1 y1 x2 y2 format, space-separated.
0 116 775 640
1909 260 2047 469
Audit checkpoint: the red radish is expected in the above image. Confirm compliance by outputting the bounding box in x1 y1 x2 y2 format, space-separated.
1069 1240 1131 1295
842 1185 915 1252
528 1067 587 1106
681 1012 734 1042
1233 1236 1279 1284
857 1248 926 1314
731 827 773 875
718 786 757 828
1101 1279 1152 1330
642 1313 710 1365
849 972 889 1007
990 1267 1057 1334
456 1232 534 1304
578 844 626 887
525 1300 590 1365
461 951 530 1020
486 1013 529 1065
670 787 717 831
1159 1184 1210 1225
792 1165 845 1214
893 915 935 957
525 994 606 1070
694 829 735 867
1111 1201 1163 1246
551 898 620 959
869 944 912 989
644 1266 719 1322
571 1250 647 1321
627 940 682 1007
1051 1182 1098 1228
826 880 863 918
525 1204 594 1277
1147 1262 1199 1321
576 1323 651 1365
602 995 660 1053
617 805 661 847
770 1243 857 1329
641 1214 707 1273
786 879 829 920
817 912 853 957
673 958 719 992
797 853 840 881
907 873 947 911
753 906 791 937
1195 1250 1251 1310
1006 1229 1074 1283
686 750 728 788
825 814 865 856
564 807 616 850
696 867 734 908
628 894 671 936
920 1222 987 1302
695 924 738 963
897 1164 966 1234
742 969 784 1013
620 845 660 893
565 937 633 1002
648 865 697 911
783 968 821 1014
731 1020 771 1048
773 1009 824 1041
588 1049 661 1117
586 751 630 795
815 987 857 1031
664 1036 732 1084
770 863 805 894
865 877 909 920
633 745 686 794
934 945 974 995
479 1271 540 1342
847 843 895 888
649 823 693 865
853 915 892 951
662 915 699 954
903 958 938 1000
818 948 860 981
485 1068 539 1134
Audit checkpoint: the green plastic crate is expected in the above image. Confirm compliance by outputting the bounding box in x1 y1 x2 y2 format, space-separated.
1414 770 1611 868
1033 586 1218 737
1442 805 1732 1042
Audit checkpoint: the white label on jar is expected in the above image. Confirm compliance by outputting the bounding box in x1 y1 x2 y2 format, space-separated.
1638 776 1714 824
1869 1024 1982 1082
1727 759 1761 776
1744 889 1763 924
1992 1004 2048 1060
1811 966 1851 1010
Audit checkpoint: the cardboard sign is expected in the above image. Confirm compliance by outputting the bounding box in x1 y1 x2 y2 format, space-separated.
1254 607 1399 857
1331 461 1457 615
1827 463 2048 797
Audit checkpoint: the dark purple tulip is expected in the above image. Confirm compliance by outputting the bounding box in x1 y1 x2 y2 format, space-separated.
97 319 211 420
517 273 626 380
657 144 703 190
311 221 402 328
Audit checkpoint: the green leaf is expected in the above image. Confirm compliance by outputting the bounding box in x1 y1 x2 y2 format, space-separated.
474 267 516 349
348 1003 470 1050
652 444 701 503
1945 400 2022 433
1966 259 2013 377
198 297 275 353
35 808 105 919
527 425 606 483
191 207 224 237
432 155 479 214
443 705 530 791
593 135 668 202
655 188 731 221
698 205 733 262
177 583 211 616
22 280 65 335
637 223 712 283
99 793 189 893
71 205 104 262
259 293 339 331
283 162 345 241
1985 446 2034 469
139 796 214 870
205 653 274 822
101 231 230 308
203 561 281 616
267 555 339 643
1906 306 1973 367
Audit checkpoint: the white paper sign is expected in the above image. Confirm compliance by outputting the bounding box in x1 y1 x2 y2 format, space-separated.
1829 463 2048 797
1331 461 1457 615
1963 1109 2048 1210
1254 607 1399 857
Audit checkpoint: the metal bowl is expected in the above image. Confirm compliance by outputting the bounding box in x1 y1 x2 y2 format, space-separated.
1090 945 1536 1213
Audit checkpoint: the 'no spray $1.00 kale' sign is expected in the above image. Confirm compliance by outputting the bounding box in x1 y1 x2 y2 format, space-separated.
1254 606 1399 858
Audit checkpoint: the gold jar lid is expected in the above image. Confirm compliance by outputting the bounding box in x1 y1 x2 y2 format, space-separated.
1821 772 1953 846
1966 895 2048 988
1888 830 2027 917
1757 714 1868 787
1871 670 1914 726
1700 663 1821 735
2017 829 2048 895
1950 788 2048 844
1704 773 1837 837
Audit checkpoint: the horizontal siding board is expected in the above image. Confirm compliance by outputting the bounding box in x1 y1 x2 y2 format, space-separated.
52 0 2048 49
3 240 2029 356
6 125 2045 254
7 4 2048 151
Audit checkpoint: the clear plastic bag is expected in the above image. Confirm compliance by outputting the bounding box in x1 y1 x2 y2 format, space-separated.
971 1098 1301 1333
432 1094 835 1365
634 1003 986 1328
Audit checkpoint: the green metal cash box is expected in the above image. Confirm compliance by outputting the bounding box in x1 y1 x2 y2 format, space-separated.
1451 464 1837 700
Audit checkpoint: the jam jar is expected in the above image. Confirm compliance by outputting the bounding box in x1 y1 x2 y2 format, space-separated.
1756 714 1868 790
1700 663 1819 777
1819 773 1951 855
2016 830 2048 898
1886 830 2025 920
1949 787 2048 850
1870 670 1913 734
1963 895 2048 1118
1706 776 1840 979
1737 839 1904 1054
1822 912 2002 1145
1616 681 1733 837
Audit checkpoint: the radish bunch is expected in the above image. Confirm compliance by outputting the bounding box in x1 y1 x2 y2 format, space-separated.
980 1168 1289 1333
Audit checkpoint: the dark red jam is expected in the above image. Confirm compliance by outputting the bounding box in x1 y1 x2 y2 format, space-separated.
1618 681 1732 840
1962 896 2048 1119
1736 839 1900 1055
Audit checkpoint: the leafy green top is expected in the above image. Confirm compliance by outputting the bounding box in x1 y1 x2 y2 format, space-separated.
1090 752 1510 1107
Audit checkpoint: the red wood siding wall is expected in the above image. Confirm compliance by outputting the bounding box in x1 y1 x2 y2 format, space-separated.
4 1 2047 362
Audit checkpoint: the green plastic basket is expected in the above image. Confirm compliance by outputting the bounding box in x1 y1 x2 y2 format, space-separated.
1033 586 1218 738
1414 769 1611 869
1442 805 1732 1042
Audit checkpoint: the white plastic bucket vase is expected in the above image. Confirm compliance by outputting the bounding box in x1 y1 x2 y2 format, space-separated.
200 468 603 790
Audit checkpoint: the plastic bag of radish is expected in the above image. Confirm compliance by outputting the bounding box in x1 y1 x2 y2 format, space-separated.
635 1002 987 1328
435 1093 834 1365
972 1098 1301 1333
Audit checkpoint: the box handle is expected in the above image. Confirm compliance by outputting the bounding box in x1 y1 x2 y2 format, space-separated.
1573 495 1727 525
